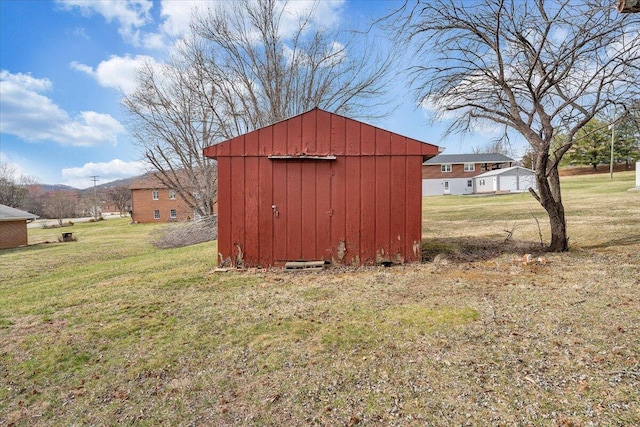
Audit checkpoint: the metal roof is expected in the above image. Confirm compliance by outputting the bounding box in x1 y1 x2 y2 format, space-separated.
0 204 38 221
474 166 535 178
423 153 514 165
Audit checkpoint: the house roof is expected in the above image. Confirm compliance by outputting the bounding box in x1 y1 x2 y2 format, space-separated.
130 173 166 190
423 153 514 165
130 170 207 191
0 204 38 221
474 166 535 178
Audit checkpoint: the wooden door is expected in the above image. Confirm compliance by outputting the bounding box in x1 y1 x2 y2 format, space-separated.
272 160 333 262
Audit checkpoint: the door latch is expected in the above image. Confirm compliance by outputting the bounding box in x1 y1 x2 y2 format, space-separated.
272 204 279 218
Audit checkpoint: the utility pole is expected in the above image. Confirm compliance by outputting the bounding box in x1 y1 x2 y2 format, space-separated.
90 175 100 220
610 116 615 180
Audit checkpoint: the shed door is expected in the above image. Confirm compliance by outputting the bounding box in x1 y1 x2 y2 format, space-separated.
272 160 333 262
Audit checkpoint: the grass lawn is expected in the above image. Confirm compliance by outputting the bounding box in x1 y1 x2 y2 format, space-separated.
1 172 639 426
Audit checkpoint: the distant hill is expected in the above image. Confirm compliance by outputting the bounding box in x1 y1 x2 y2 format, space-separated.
95 176 137 191
78 176 139 196
32 176 140 194
37 184 78 193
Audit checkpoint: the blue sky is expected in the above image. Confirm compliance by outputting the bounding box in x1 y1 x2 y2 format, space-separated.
0 0 520 189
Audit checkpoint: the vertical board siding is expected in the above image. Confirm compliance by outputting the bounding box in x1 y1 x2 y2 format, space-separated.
359 156 376 264
302 109 317 153
288 115 302 155
204 109 439 267
316 110 331 154
217 157 232 264
230 157 246 263
361 122 376 155
330 157 346 263
287 161 303 259
331 114 346 154
301 162 317 260
406 157 423 262
244 157 259 263
272 159 288 261
258 126 273 156
390 155 407 262
375 156 391 261
258 157 273 267
344 156 361 265
376 128 391 155
315 161 332 261
346 116 361 155
273 119 287 154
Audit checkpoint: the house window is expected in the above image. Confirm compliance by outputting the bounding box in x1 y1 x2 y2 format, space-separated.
467 180 473 187
479 179 486 186
441 164 452 173
464 163 475 172
153 209 160 220
152 190 159 200
170 209 177 219
169 190 176 200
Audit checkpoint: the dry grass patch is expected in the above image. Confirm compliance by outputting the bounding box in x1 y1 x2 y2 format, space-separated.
1 173 639 426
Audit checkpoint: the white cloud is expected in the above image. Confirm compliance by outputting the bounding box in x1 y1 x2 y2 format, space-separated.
160 0 203 37
61 159 147 188
0 70 125 147
71 54 156 94
59 0 345 51
57 0 153 46
278 0 344 35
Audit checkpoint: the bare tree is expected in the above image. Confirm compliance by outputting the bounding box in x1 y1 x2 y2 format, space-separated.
123 0 395 215
471 140 512 156
0 161 27 208
123 57 218 217
106 186 131 217
393 0 640 251
45 190 78 226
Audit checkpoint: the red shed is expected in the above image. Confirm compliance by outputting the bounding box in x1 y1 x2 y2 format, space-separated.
203 108 439 267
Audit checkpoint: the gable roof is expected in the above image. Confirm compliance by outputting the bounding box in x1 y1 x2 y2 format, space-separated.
0 204 38 221
130 173 166 190
474 165 535 178
423 153 514 165
130 172 188 190
203 108 440 159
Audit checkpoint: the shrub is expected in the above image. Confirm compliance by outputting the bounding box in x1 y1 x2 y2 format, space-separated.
150 216 218 249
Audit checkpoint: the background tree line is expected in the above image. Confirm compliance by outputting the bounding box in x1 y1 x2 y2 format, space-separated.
1 161 132 225
558 104 640 171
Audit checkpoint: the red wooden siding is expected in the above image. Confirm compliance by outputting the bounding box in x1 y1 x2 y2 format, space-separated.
204 108 439 267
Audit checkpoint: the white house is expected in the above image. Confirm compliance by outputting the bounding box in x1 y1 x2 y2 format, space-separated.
474 166 537 193
422 153 515 196
636 161 640 190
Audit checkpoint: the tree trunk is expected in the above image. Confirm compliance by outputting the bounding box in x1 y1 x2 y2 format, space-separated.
534 154 569 252
546 198 568 252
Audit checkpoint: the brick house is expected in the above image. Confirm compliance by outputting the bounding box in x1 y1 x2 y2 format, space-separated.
130 174 198 223
0 204 38 249
422 153 514 195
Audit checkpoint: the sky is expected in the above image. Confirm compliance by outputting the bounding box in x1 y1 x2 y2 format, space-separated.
0 0 523 189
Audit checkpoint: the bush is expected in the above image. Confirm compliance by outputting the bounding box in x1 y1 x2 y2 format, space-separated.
150 216 218 249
